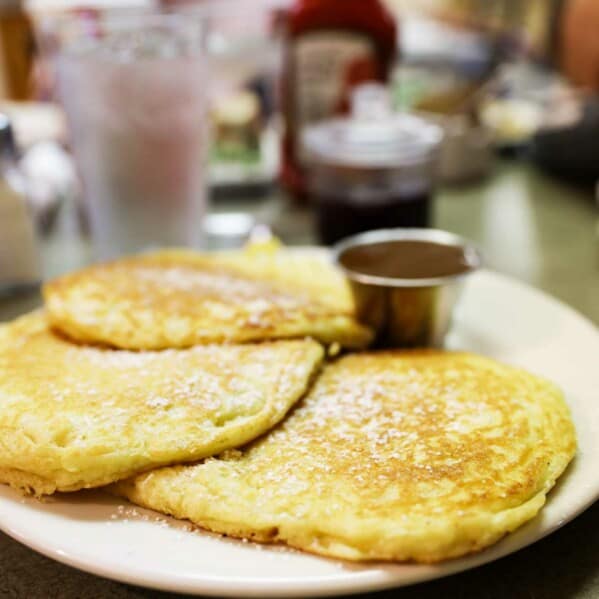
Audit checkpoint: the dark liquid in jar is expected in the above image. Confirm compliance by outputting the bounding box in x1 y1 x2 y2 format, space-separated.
339 239 475 279
314 190 431 245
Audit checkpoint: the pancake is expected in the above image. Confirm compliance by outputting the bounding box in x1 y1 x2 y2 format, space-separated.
0 312 323 496
113 351 576 563
42 247 372 350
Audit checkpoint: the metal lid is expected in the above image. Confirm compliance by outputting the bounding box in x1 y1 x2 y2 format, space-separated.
303 84 443 169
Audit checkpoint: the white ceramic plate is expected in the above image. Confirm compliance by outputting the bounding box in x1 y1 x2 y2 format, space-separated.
1 270 598 597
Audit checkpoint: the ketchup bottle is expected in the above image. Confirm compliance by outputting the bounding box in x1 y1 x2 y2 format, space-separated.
280 0 397 201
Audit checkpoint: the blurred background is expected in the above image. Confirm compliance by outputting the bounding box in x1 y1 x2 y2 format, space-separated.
0 0 598 319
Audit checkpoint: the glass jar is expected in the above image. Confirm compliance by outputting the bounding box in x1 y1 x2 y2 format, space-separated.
303 84 443 245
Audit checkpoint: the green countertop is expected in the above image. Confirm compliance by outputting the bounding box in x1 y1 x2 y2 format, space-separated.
437 162 599 325
0 159 597 598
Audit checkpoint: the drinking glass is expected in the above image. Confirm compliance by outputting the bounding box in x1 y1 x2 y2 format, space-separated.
48 12 207 259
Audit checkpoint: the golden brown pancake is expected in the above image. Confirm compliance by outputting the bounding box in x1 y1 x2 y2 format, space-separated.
43 247 372 350
113 351 576 563
0 311 323 496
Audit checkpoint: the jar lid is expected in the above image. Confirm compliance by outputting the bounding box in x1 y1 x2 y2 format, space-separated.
303 84 443 169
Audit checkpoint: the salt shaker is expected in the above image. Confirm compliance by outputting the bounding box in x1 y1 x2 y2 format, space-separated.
0 114 40 295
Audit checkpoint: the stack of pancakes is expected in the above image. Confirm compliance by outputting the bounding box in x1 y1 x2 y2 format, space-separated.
0 244 576 563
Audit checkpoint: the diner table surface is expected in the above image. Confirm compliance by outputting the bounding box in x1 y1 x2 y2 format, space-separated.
1 160 598 598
